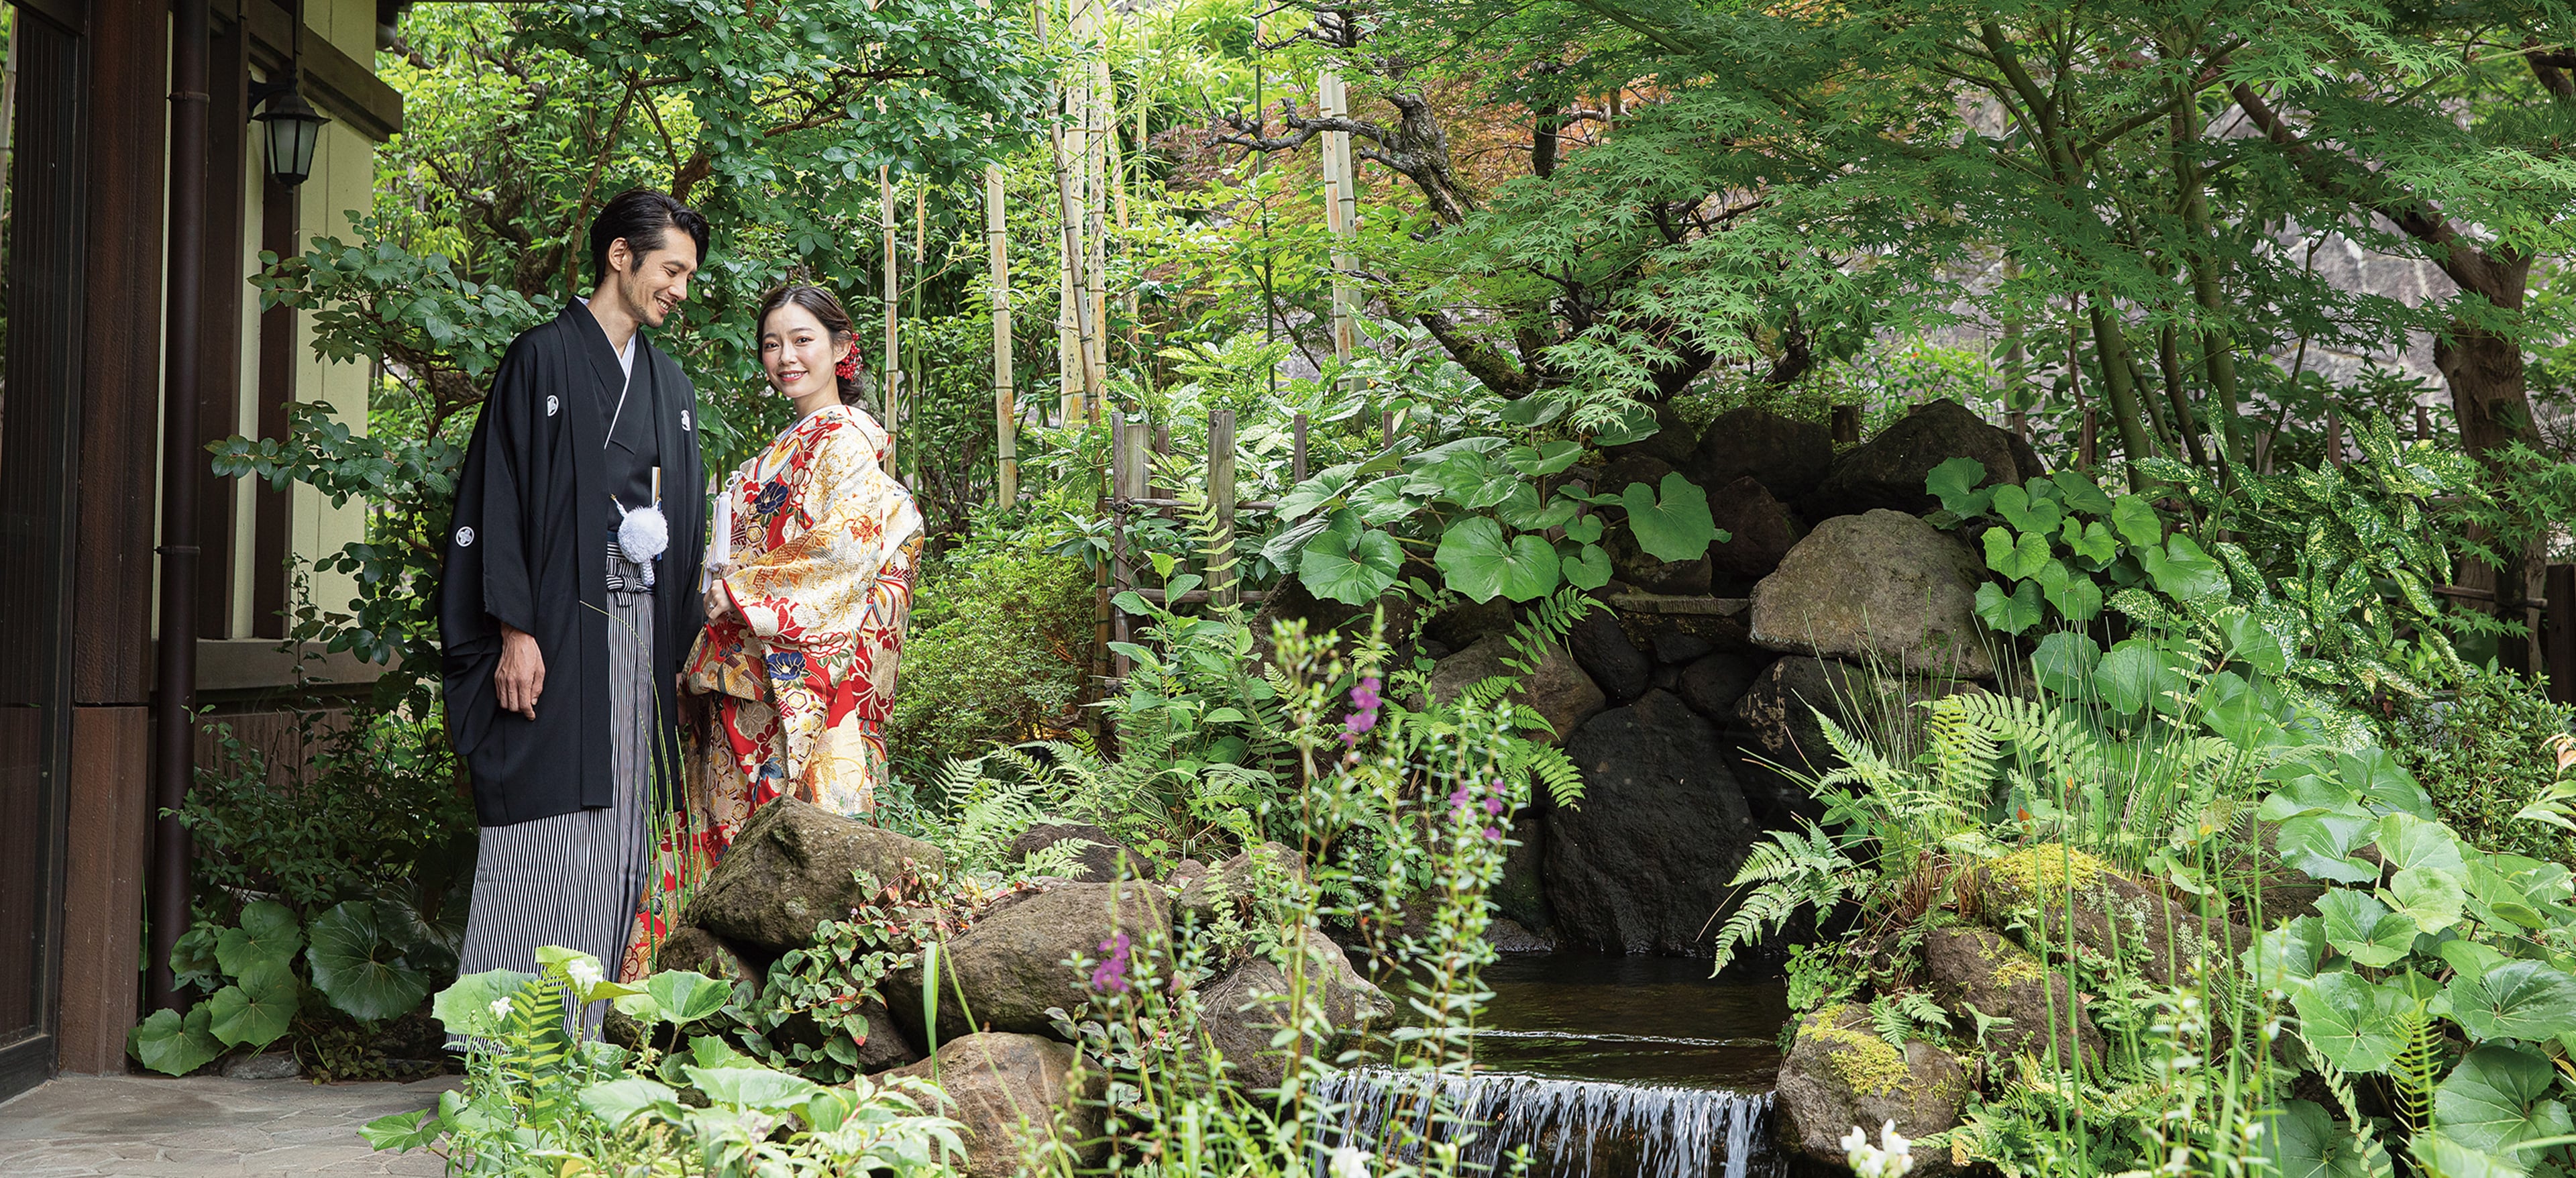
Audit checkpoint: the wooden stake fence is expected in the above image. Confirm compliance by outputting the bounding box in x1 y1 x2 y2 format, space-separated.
1103 410 1305 680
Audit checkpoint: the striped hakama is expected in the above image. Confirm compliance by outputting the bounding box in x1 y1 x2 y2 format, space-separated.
453 559 655 1033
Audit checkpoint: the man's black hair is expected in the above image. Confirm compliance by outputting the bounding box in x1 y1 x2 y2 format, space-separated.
589 189 710 284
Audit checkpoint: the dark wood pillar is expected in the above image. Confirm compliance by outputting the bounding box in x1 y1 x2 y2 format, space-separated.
193 10 247 639
250 162 294 639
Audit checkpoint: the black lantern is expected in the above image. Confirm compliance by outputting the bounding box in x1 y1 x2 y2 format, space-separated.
252 83 328 187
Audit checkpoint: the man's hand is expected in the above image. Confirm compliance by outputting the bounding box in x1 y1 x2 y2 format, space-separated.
495 623 545 720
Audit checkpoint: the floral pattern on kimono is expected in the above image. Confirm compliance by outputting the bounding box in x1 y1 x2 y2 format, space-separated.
619 404 922 981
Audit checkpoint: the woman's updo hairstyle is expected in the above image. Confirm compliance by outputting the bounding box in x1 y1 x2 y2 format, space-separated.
757 283 865 407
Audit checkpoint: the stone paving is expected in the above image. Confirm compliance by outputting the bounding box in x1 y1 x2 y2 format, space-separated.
0 1073 462 1177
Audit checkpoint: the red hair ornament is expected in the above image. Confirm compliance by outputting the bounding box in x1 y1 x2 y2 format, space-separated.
835 339 860 381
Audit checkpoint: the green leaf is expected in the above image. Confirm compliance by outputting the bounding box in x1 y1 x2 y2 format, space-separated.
1299 516 1403 605
1621 473 1718 561
1563 514 1603 544
2062 519 2118 566
2243 916 2327 992
2051 470 2114 515
1504 440 1583 476
2093 642 2174 716
1434 517 1560 603
2137 533 2229 604
2261 1100 2371 1178
216 900 304 977
1925 457 1992 516
578 1077 681 1128
2450 961 2576 1042
2031 632 2101 698
2216 611 2292 677
1975 580 2043 635
2435 1045 2576 1158
207 959 299 1049
1992 484 2063 536
2388 867 2467 935
684 1065 824 1112
307 901 432 1022
2276 814 2383 884
1589 400 1660 445
2200 672 2288 753
129 1005 225 1076
1275 465 1354 523
2377 814 2467 877
644 971 729 1025
1562 543 1613 590
2110 494 2163 547
432 969 537 1040
1496 484 1580 531
1982 527 2053 580
2316 890 2416 968
2033 559 2103 623
360 1108 446 1153
2294 971 2406 1071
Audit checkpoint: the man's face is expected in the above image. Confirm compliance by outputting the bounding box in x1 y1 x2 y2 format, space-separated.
608 232 700 329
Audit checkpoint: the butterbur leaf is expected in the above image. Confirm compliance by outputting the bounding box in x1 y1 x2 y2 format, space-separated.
1299 515 1403 605
2242 916 2326 992
1274 466 1354 523
2093 642 2174 716
2031 632 2101 698
2275 814 2381 884
1925 457 1991 516
360 1108 446 1152
129 1005 225 1076
2377 814 2467 876
2110 494 2163 547
2449 960 2576 1042
1496 484 1580 531
2051 470 2115 515
1504 440 1582 476
2294 971 2407 1071
216 900 303 977
1434 517 1558 602
2035 560 2104 623
2413 1133 2526 1178
308 901 431 1022
2388 868 2467 934
1982 527 2052 580
2339 750 2435 818
1975 580 2043 635
432 969 537 1039
1563 515 1603 544
2436 1045 2576 1159
2062 518 2118 566
2200 672 2288 753
1621 473 1719 561
645 971 729 1026
2217 611 2292 677
2139 533 2229 604
2263 1099 2370 1178
684 1065 824 1112
207 959 299 1049
579 1077 682 1128
2317 890 2416 968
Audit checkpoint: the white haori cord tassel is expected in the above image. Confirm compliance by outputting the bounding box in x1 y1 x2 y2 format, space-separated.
616 500 669 587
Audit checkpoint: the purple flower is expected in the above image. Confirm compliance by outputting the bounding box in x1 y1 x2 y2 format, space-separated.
1090 933 1132 994
1483 797 1503 816
1340 676 1384 748
1483 827 1503 841
1449 786 1472 808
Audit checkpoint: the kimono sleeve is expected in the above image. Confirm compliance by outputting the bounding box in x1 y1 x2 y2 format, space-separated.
721 423 899 644
470 338 546 637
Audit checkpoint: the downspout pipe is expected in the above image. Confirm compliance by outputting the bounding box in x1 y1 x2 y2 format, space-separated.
149 0 210 1013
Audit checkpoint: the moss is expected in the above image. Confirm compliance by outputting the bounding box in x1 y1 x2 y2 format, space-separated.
1804 1006 1915 1099
1966 927 2048 987
1985 845 2118 906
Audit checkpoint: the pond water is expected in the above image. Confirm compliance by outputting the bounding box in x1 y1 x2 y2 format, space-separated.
1322 953 1796 1178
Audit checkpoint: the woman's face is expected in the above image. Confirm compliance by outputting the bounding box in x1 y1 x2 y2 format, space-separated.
759 302 842 402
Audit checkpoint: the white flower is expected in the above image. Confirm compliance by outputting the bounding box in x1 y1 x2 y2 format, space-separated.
1329 1146 1371 1178
488 996 513 1019
1843 1122 1914 1178
565 956 604 991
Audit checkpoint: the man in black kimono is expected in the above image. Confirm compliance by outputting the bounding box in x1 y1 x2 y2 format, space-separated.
439 189 709 1000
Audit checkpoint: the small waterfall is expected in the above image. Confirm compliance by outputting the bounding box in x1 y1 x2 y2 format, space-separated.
1311 1067 1782 1178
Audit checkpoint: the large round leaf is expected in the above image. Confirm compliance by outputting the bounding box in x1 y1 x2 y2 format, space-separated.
2031 632 2101 698
579 1077 682 1128
2449 960 2576 1043
2387 867 2465 934
307 900 432 1022
1434 517 1560 603
2241 916 2326 993
2294 971 2405 1071
129 1005 225 1076
2434 1045 2575 1157
215 900 303 978
1561 542 1613 590
207 959 299 1049
2094 642 2178 716
1982 527 2052 580
2260 1099 2366 1178
2377 814 2467 876
1620 473 1718 562
1298 516 1401 605
2316 890 2416 969
1975 580 2043 635
433 968 539 1040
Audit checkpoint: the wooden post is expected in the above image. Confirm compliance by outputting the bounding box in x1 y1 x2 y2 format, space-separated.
1110 414 1150 679
1831 404 1860 445
1208 409 1238 609
2551 564 2576 705
1320 68 1356 365
1148 418 1170 499
987 161 1016 501
1292 411 1309 484
1381 408 1394 447
2415 404 2431 441
2079 409 2100 472
2326 406 2345 468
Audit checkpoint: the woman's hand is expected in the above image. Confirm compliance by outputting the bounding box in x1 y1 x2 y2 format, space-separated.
703 566 735 622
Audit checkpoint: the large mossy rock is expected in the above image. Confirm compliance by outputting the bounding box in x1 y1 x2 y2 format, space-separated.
1685 408 1835 504
1749 509 1995 680
1775 1004 1969 1175
1173 841 1307 930
1969 846 2247 988
1195 959 1299 1091
1676 651 1761 721
686 798 948 955
1421 634 1605 745
1011 821 1140 884
1804 398 2043 519
1923 926 2103 1068
1548 690 1761 953
1731 656 1877 774
884 1032 1105 1177
652 926 760 988
885 881 1170 1042
1493 816 1553 931
1250 574 1421 670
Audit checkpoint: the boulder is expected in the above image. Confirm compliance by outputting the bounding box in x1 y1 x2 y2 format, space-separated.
1493 816 1553 930
1487 918 1556 954
1422 635 1605 745
1645 623 1714 665
687 798 948 955
1601 398 1701 467
1605 525 1714 595
1175 842 1307 928
1548 691 1762 954
1195 959 1298 1090
1706 476 1805 585
884 1033 1105 1177
853 1000 925 1073
1599 453 1678 502
1968 846 2247 989
1923 926 2103 1068
1568 611 1653 705
1775 1004 1969 1175
1676 652 1760 720
1731 656 1878 774
1803 398 2041 519
1684 408 1835 503
884 881 1170 1042
1424 596 1514 651
1012 821 1140 884
1749 509 1995 680
653 925 761 988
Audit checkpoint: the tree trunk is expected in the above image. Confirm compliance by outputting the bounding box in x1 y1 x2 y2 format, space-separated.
2436 313 2543 672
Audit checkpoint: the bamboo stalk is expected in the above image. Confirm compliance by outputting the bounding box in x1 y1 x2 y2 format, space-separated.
989 162 1016 500
1321 68 1356 364
881 164 900 470
1084 1 1110 397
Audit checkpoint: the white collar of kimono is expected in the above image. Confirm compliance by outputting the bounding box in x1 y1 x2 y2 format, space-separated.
574 296 637 378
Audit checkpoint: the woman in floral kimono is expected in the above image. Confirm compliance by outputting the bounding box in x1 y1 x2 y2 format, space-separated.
621 284 922 978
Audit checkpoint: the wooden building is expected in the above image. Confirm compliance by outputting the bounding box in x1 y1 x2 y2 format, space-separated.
0 0 400 1100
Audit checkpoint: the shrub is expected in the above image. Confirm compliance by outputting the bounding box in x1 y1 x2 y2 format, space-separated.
2379 663 2576 867
890 531 1095 776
